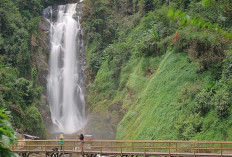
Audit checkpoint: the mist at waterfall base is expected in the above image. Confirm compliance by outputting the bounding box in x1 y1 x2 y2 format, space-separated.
44 3 86 134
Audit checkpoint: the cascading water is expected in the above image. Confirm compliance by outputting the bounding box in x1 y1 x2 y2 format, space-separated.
44 3 86 134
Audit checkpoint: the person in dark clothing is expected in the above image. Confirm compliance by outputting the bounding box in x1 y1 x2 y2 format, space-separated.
79 134 84 145
79 134 84 140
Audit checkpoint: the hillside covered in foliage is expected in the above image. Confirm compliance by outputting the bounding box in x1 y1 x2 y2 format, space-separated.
1 0 232 145
0 0 50 138
0 0 86 140
82 0 232 140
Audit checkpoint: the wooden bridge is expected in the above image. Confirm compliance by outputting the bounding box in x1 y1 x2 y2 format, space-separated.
12 140 232 157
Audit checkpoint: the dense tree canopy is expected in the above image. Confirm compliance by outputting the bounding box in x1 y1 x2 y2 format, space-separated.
0 0 55 139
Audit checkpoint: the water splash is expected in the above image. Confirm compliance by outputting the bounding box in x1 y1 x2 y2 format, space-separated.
45 3 86 134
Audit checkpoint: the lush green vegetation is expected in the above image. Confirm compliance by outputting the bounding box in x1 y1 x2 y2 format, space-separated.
82 0 232 140
0 0 232 146
0 64 45 137
0 109 19 157
0 0 57 139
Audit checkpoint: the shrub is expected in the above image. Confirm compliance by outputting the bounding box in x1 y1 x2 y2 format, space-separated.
152 0 166 9
144 0 155 12
212 89 231 118
172 26 228 72
136 32 158 56
179 83 201 105
221 50 232 82
23 106 46 138
194 89 213 116
193 51 232 119
0 109 19 157
175 113 202 140
212 51 232 118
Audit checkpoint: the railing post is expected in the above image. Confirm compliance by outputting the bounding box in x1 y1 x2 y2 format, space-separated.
100 141 102 155
153 142 155 152
121 142 123 156
193 142 195 157
82 141 84 156
168 142 170 157
64 143 65 156
175 143 177 152
144 142 146 156
45 141 47 152
132 142 134 152
220 143 222 157
27 140 30 155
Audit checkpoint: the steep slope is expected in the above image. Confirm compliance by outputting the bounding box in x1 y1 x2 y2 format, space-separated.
117 51 198 139
117 51 232 140
82 0 232 140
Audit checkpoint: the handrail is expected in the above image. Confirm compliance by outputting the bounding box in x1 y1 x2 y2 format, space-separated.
12 140 232 156
16 139 232 143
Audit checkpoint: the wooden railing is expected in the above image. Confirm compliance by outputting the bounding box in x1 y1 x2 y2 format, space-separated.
12 140 232 156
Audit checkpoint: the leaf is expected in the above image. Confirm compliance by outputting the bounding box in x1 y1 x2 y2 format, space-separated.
224 33 232 40
168 9 174 18
152 30 158 39
212 23 218 29
13 152 21 157
174 10 181 19
197 18 203 26
0 127 10 135
1 135 11 148
202 0 215 8
205 22 211 28
186 15 191 24
180 12 186 19
191 16 197 24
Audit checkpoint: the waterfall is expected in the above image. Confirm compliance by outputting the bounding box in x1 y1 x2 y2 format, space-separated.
44 3 86 134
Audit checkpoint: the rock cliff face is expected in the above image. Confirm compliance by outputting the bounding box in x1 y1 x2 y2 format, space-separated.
31 1 83 91
31 18 50 88
30 18 52 131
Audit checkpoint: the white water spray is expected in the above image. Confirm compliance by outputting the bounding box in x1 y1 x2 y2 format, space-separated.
44 3 85 134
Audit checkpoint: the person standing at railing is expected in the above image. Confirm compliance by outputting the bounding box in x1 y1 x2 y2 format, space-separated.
79 134 84 144
79 134 84 154
59 133 64 150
